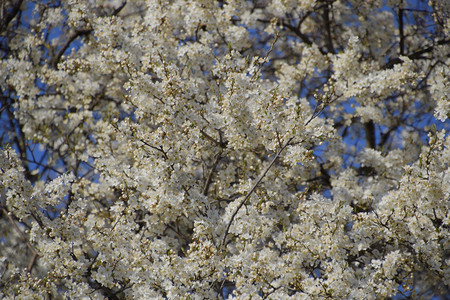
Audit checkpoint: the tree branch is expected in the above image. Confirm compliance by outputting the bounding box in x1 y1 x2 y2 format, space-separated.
0 0 23 33
203 150 222 196
222 137 294 247
364 120 376 149
322 0 335 54
383 38 450 69
0 205 39 272
51 1 127 69
52 29 92 69
398 3 405 56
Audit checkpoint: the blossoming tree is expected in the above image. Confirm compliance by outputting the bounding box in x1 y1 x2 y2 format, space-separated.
1 0 449 298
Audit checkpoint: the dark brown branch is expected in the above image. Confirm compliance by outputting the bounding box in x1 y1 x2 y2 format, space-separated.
165 222 190 242
202 150 222 196
364 120 376 149
51 1 127 69
5 100 36 182
322 0 335 54
398 4 405 56
383 38 450 69
87 278 120 300
281 21 314 48
379 124 400 149
112 1 127 16
52 29 92 69
0 0 24 33
200 129 223 147
27 253 38 273
139 138 170 160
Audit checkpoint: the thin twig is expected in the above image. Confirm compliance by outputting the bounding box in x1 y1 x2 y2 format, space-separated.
200 129 222 147
139 138 170 160
203 150 223 196
251 31 279 82
222 137 294 247
1 206 39 272
28 253 38 272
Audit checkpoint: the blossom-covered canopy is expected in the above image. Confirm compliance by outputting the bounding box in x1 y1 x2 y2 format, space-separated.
0 0 449 298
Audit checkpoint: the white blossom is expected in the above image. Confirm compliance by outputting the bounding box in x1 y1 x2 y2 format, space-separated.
0 0 448 298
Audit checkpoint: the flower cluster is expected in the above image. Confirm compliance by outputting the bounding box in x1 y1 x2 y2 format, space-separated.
0 0 448 299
